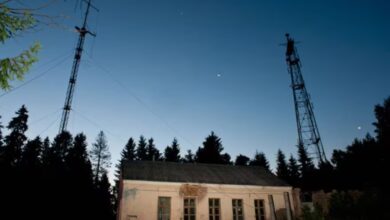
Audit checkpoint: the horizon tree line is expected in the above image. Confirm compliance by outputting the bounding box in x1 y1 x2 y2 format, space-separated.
0 96 389 219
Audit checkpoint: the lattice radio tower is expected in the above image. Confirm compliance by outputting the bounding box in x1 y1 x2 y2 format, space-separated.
59 0 97 133
285 33 327 164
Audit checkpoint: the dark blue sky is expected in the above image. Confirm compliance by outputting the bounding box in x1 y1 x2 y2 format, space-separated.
1 0 389 176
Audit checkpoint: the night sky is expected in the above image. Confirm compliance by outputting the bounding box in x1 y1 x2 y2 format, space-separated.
1 0 389 179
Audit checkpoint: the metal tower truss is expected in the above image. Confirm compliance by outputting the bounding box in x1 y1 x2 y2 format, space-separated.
285 33 327 164
59 0 97 133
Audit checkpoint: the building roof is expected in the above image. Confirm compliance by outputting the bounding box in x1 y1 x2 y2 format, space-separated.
122 161 289 187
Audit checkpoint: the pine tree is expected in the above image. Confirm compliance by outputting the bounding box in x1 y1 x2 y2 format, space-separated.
113 137 136 217
3 105 29 166
249 151 271 172
196 131 229 164
164 138 181 162
66 133 93 182
183 149 194 163
235 154 250 166
0 116 4 165
20 136 42 170
276 149 289 182
65 133 94 219
146 138 160 161
115 137 136 180
0 116 3 149
136 135 148 160
41 137 51 167
297 144 315 176
287 155 300 187
297 144 315 190
90 131 111 183
51 131 73 163
96 172 115 220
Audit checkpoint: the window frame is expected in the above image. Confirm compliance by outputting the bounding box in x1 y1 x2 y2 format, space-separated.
183 197 196 220
232 199 244 220
157 196 171 220
254 199 265 220
209 198 221 220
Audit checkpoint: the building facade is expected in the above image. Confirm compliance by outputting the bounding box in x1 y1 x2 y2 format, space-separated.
118 161 295 220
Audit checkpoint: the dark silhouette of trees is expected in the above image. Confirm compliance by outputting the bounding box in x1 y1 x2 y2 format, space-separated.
0 116 3 149
146 138 161 161
249 151 270 171
287 154 300 187
235 154 250 166
183 149 194 163
195 131 231 164
164 138 181 162
90 131 111 183
96 172 115 220
136 135 148 160
115 137 136 179
20 136 42 170
276 149 289 182
297 144 316 190
2 105 28 166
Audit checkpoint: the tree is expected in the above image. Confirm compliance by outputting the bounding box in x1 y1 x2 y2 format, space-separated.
297 144 316 190
20 136 42 170
249 151 271 172
276 149 289 182
287 155 300 187
146 138 160 161
66 133 93 183
235 154 250 166
136 135 147 160
195 131 229 164
65 133 94 219
51 131 73 163
90 131 111 183
164 138 181 162
0 116 3 149
183 149 194 163
2 105 28 166
121 137 136 161
297 144 315 175
96 172 115 220
373 97 390 147
0 1 41 90
113 137 136 218
115 137 136 179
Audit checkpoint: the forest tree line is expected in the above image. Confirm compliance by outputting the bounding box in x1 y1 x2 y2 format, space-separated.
0 96 389 219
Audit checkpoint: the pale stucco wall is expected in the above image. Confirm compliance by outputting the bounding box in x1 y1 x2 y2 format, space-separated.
118 180 294 220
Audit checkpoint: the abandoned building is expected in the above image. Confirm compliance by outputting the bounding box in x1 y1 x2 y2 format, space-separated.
117 161 297 220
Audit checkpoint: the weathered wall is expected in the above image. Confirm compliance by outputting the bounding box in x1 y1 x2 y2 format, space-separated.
118 180 294 220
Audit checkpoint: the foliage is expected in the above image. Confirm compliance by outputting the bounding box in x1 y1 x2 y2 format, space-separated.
0 2 41 90
90 131 111 182
2 105 28 165
287 154 300 187
249 151 270 171
136 135 147 160
301 204 325 220
276 149 289 182
183 149 194 163
164 138 181 162
235 154 250 166
195 131 231 164
146 138 161 161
